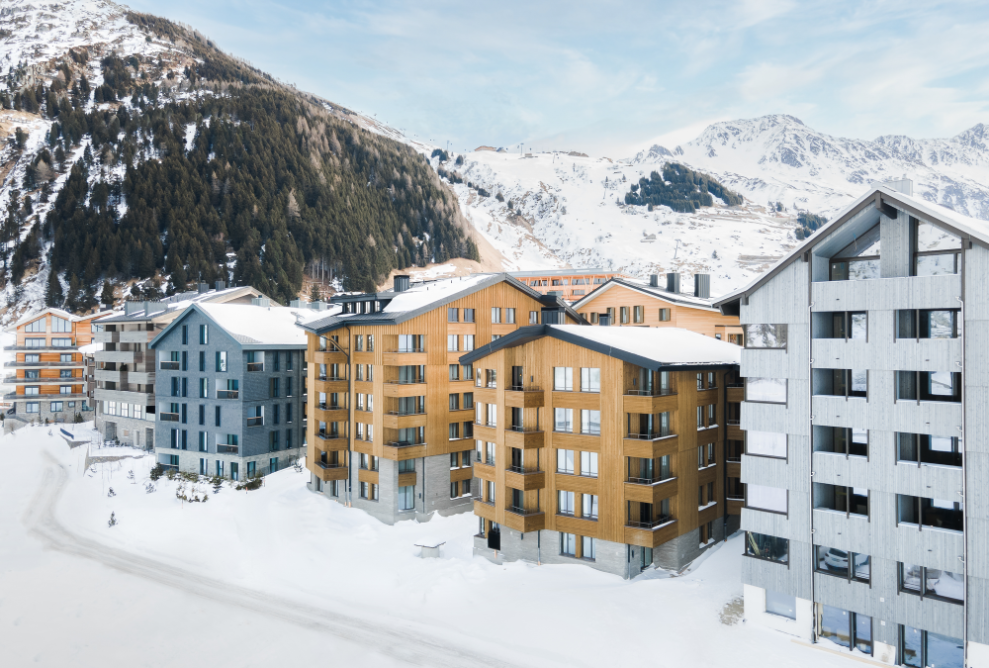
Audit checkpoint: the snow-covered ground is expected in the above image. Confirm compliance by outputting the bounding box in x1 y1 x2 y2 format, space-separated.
1 424 862 667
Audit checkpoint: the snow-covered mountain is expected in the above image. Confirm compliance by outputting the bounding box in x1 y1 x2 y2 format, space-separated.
443 115 989 296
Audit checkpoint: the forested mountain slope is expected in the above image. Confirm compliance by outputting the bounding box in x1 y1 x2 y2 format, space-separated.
0 0 477 319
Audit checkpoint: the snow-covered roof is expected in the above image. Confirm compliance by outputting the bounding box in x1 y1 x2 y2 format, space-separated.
98 286 263 323
460 325 740 370
150 303 326 350
14 307 77 328
715 183 989 310
573 277 720 312
508 268 622 278
303 273 583 334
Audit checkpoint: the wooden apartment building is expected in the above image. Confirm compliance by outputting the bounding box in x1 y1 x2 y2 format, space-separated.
300 273 583 525
509 269 630 302
460 324 741 577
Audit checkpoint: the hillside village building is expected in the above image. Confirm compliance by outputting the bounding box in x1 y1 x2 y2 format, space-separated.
716 181 989 666
149 301 309 479
508 268 631 302
300 273 583 525
460 325 741 578
94 283 263 448
4 308 109 430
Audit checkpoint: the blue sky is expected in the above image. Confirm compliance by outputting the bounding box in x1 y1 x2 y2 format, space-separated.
128 0 989 156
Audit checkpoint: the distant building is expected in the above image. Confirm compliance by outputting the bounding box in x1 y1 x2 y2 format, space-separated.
4 308 110 430
509 268 630 302
148 300 309 480
94 283 264 448
461 324 740 577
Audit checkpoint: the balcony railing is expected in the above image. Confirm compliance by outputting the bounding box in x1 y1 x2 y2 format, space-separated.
159 361 180 371
508 384 541 392
217 390 239 399
508 425 541 433
386 410 426 416
318 403 345 411
727 419 741 426
318 431 342 440
159 412 180 422
625 388 675 397
317 461 345 470
507 506 542 516
385 379 426 385
626 516 673 529
318 375 346 382
507 465 542 475
727 382 745 388
247 416 263 427
247 362 264 372
626 475 675 485
217 445 239 454
386 347 426 354
386 441 426 448
626 430 673 440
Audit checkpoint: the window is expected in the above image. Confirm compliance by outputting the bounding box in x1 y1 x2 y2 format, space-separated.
746 377 787 403
744 532 788 563
896 432 962 468
355 335 364 352
619 306 629 324
448 364 460 381
900 626 963 668
657 308 671 322
765 591 796 620
506 308 516 324
286 353 293 371
398 485 414 511
199 324 208 344
399 459 415 474
746 430 786 458
26 402 39 413
581 494 599 521
632 305 644 324
813 368 867 398
581 536 596 560
553 367 573 391
814 426 868 457
913 217 961 277
896 370 962 403
899 563 964 604
557 449 575 474
463 392 474 409
829 224 880 281
215 351 227 371
464 308 475 323
529 311 538 324
463 334 474 351
491 307 501 324
896 309 959 339
215 406 221 426
367 335 374 351
560 532 577 556
269 377 280 398
558 490 576 516
181 324 188 344
898 494 964 532
819 605 873 656
580 451 598 478
485 480 496 504
485 404 497 427
52 338 72 348
748 484 787 514
198 404 205 425
449 393 460 411
579 368 600 393
743 324 788 349
463 364 474 381
448 308 459 322
485 368 497 388
815 484 869 517
198 431 207 452
60 385 72 395
25 318 45 333
554 408 573 433
50 401 63 412
449 423 460 440
816 545 871 582
580 409 600 435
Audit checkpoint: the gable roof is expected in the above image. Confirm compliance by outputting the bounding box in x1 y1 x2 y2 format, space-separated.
14 307 77 328
572 277 720 312
149 303 318 350
301 273 585 335
715 184 989 313
459 325 740 371
96 286 264 323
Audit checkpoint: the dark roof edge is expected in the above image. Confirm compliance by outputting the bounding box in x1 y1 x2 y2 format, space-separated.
572 277 716 311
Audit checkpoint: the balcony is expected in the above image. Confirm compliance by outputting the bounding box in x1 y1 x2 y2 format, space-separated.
504 507 546 533
384 441 427 457
4 359 81 369
622 431 677 459
247 416 263 427
315 461 348 481
247 362 264 372
317 432 348 450
505 467 545 491
159 412 179 422
623 392 677 415
624 517 678 548
217 445 239 454
504 425 544 449
159 361 180 371
383 411 427 430
624 477 677 505
217 390 239 399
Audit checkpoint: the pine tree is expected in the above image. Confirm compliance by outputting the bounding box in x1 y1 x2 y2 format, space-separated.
100 280 114 307
46 270 64 308
309 283 321 303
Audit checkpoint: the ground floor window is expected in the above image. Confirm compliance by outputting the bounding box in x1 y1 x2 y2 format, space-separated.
25 402 39 413
168 455 179 466
199 458 208 475
765 590 796 619
399 485 414 511
247 461 256 478
581 536 596 561
230 462 239 481
329 480 339 497
216 460 224 477
818 604 872 655
269 457 278 473
901 625 962 668
51 401 63 412
450 482 458 499
462 479 470 497
640 546 653 571
560 532 577 556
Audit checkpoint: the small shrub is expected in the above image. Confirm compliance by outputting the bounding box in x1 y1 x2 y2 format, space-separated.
107 487 116 497
108 512 117 528
149 464 164 481
145 482 156 494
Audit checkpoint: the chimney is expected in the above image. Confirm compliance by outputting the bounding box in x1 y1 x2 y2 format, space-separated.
694 274 711 299
394 275 410 292
649 274 659 288
215 280 226 291
598 313 611 326
252 297 271 308
666 272 681 293
197 282 209 294
540 308 564 325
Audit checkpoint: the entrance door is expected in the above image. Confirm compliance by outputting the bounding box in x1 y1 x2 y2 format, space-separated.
106 422 117 441
487 523 501 550
146 428 154 449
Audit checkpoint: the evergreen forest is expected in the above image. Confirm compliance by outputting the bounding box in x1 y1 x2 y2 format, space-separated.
623 163 744 212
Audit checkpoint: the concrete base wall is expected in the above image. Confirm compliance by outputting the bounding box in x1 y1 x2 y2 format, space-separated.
654 522 724 571
743 583 814 641
155 446 303 478
473 529 629 578
98 416 154 449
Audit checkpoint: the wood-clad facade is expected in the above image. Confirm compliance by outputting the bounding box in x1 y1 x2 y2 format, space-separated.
464 328 739 578
303 275 581 524
509 269 631 302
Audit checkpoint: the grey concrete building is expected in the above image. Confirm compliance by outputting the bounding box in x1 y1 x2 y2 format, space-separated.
717 180 989 667
149 301 309 479
94 283 262 448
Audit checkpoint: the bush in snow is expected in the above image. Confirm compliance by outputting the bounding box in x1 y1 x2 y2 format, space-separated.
107 487 116 497
108 512 117 528
149 464 165 481
145 482 156 494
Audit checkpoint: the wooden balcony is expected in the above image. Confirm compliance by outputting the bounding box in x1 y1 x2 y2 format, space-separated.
727 386 744 403
315 406 348 422
727 461 741 479
382 442 427 459
623 392 677 415
398 471 417 487
383 381 428 398
473 423 497 442
727 424 744 441
503 508 545 533
504 427 543 449
382 351 427 366
314 462 348 482
472 461 495 482
315 433 349 451
473 499 496 522
624 518 678 549
383 411 427 430
622 433 678 459
623 477 678 505
505 386 544 408
504 467 545 491
313 378 349 394
727 498 744 516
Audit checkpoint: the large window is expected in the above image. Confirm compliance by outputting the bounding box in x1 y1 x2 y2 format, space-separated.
560 532 577 556
52 316 71 333
896 371 961 403
558 491 575 516
580 409 601 435
814 426 868 457
556 449 575 474
896 433 962 468
813 369 867 398
746 378 787 403
901 626 963 668
25 318 45 333
765 590 796 619
819 605 872 656
898 495 963 532
746 431 787 458
744 324 787 349
900 563 964 604
815 484 868 517
554 408 573 433
744 532 788 564
896 309 959 339
815 545 870 582
580 368 600 392
748 484 787 514
398 485 414 511
554 367 573 391
913 218 961 277
580 451 598 478
829 224 880 281
812 312 866 340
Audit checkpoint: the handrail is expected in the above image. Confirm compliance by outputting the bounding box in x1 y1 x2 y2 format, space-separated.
385 441 426 448
216 390 239 399
318 376 347 382
508 384 542 392
159 412 180 422
626 517 672 529
508 425 541 433
626 476 674 485
246 362 264 372
625 431 673 440
385 348 426 354
384 379 426 385
507 506 542 516
507 465 542 474
246 416 263 427
386 410 426 416
625 389 676 397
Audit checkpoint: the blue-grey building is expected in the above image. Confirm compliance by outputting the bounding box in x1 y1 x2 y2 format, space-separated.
149 300 308 479
717 180 989 667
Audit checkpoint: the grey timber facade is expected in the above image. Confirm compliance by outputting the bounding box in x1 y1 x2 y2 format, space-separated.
718 181 989 667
